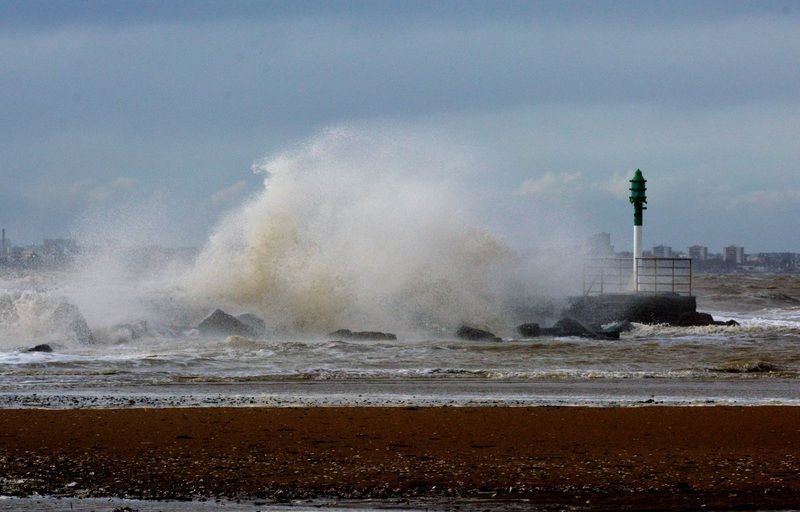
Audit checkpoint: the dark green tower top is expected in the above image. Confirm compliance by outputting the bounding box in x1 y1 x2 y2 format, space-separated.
629 169 647 226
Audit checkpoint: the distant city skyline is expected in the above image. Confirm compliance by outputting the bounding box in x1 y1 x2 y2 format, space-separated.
2 227 794 258
6 230 800 274
1 1 799 251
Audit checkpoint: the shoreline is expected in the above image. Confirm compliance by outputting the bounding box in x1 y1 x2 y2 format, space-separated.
1 406 799 510
2 377 799 408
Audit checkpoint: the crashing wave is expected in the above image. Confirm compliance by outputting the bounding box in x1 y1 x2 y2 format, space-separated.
179 127 572 334
0 290 94 347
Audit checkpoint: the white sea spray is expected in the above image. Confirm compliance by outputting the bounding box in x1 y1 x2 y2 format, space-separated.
180 127 576 334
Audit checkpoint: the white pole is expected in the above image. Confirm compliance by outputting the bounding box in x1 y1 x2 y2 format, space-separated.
633 225 642 292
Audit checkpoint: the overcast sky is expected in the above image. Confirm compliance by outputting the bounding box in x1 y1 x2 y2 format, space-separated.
1 0 799 252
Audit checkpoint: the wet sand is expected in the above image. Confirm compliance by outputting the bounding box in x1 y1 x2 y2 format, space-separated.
3 377 800 408
1 406 799 510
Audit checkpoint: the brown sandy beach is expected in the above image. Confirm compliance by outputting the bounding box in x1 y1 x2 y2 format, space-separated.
1 406 799 510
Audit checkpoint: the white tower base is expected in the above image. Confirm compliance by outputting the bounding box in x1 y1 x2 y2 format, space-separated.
633 225 642 292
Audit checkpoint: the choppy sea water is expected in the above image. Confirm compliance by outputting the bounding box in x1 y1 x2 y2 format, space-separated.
1 272 798 407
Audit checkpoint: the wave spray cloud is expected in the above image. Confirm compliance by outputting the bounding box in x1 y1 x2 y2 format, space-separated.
182 127 519 335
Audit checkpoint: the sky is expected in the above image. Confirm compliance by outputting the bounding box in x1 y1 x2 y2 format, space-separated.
1 0 799 252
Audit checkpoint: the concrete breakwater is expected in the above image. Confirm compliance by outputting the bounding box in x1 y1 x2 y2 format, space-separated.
565 293 697 325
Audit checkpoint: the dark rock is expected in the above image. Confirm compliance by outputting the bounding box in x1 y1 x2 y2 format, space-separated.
586 322 603 332
714 319 741 327
539 327 561 336
539 318 620 340
553 318 595 337
673 312 716 327
52 302 95 344
329 329 397 340
27 343 53 353
198 309 254 337
604 320 635 333
516 323 540 337
589 321 628 340
596 327 621 340
236 313 267 336
455 325 502 342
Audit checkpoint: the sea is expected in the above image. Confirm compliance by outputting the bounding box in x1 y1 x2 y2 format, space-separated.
1 270 798 409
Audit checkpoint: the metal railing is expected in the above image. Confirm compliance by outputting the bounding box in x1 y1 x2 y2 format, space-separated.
583 258 633 295
583 257 693 296
635 257 692 296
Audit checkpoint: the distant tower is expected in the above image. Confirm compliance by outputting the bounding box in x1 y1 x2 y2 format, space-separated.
688 245 708 261
724 245 745 265
629 170 647 288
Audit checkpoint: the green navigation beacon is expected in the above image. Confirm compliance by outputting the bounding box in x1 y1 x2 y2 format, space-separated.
629 169 647 289
629 169 647 226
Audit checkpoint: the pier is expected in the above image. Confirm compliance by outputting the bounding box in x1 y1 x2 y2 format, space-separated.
566 171 703 326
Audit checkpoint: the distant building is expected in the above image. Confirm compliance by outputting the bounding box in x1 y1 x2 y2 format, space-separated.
0 229 7 262
757 252 797 272
586 232 614 257
724 246 745 265
43 238 78 253
11 248 42 268
688 245 708 261
42 238 79 266
10 247 23 261
652 245 672 258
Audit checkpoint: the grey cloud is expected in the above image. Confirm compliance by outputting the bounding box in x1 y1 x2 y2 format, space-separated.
2 1 795 36
2 11 798 143
0 3 798 250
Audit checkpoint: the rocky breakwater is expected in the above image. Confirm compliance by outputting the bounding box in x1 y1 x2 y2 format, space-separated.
195 311 402 341
455 319 624 342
